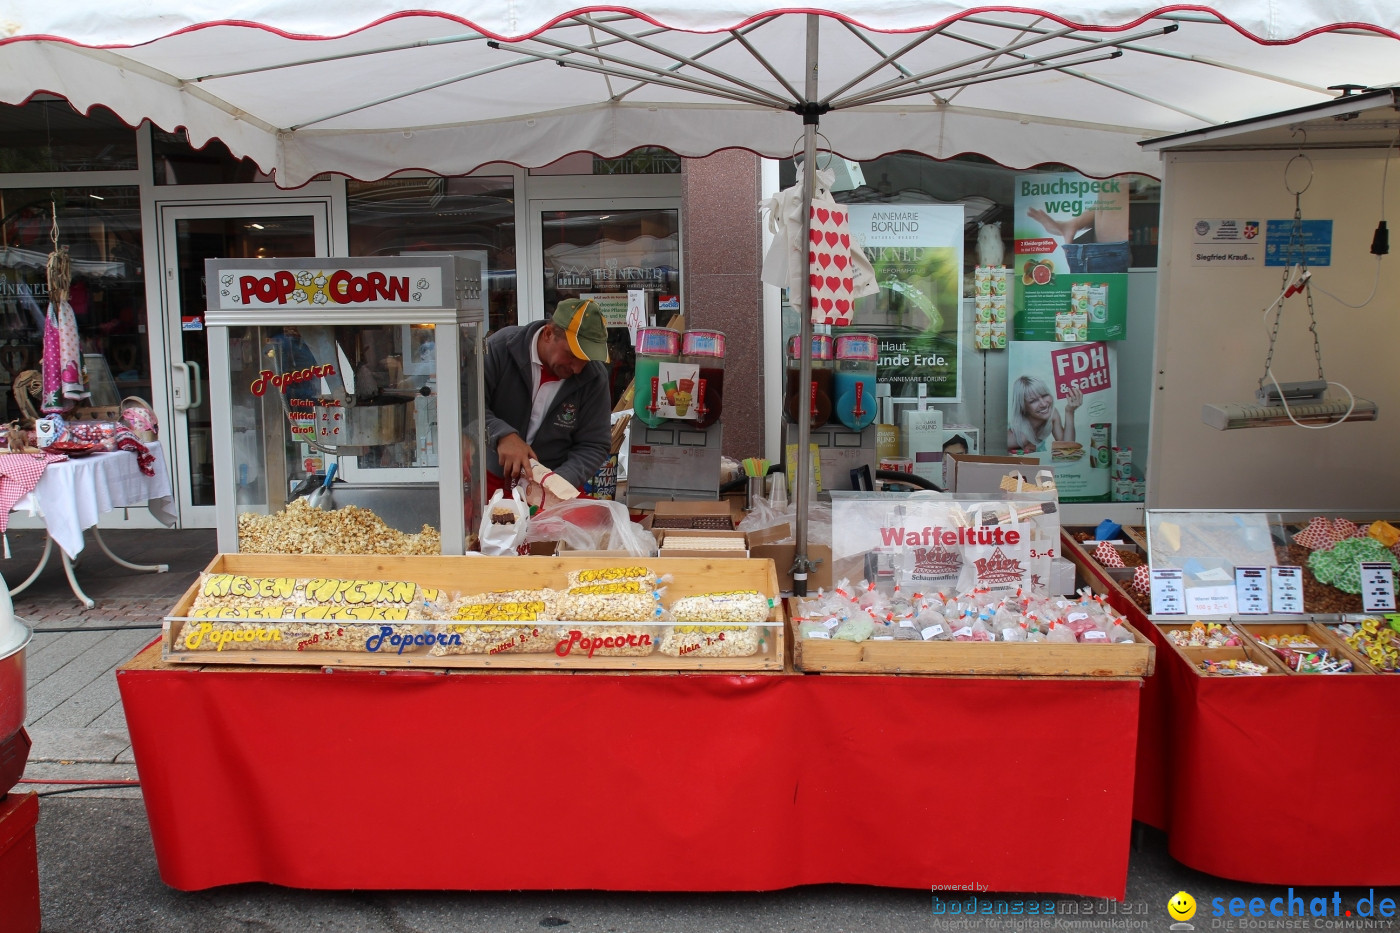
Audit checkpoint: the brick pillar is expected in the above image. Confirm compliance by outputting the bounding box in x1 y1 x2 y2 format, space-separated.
680 151 764 461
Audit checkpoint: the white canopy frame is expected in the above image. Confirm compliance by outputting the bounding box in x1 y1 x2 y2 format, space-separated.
3 3 1398 589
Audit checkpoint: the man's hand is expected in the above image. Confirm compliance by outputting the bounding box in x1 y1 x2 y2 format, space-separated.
496 433 536 483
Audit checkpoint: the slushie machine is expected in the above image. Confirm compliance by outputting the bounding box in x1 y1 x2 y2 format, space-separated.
783 331 880 492
626 328 726 508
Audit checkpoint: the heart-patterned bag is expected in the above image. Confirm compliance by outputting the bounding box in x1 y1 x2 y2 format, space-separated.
761 166 878 323
808 196 859 326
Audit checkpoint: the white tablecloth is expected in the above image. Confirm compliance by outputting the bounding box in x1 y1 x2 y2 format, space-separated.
14 440 175 558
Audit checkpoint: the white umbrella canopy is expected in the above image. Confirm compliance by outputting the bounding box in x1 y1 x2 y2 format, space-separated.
0 3 1397 186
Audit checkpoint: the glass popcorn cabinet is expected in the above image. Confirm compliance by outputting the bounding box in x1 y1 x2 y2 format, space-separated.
203 255 486 555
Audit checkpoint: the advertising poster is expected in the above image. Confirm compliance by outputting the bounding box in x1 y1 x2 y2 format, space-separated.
1006 341 1117 502
847 204 964 402
1012 172 1129 341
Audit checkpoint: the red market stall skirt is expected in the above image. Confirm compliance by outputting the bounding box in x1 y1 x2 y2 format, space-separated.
117 641 1140 896
1074 556 1400 886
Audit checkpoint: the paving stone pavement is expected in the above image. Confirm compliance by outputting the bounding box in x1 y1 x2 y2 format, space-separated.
3 526 217 796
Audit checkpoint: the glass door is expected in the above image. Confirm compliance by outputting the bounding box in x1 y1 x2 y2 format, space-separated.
159 203 329 525
528 200 681 408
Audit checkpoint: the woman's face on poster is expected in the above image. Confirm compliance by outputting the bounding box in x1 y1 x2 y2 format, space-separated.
1028 388 1054 420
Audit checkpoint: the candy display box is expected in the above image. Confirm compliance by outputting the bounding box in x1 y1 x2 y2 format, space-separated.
788 604 1154 677
162 554 785 672
1233 621 1375 675
1172 643 1290 676
789 625 1154 676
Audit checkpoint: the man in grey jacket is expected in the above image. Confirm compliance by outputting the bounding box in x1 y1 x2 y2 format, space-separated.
482 298 612 492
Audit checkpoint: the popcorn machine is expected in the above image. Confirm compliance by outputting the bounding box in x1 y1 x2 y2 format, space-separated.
203 255 485 554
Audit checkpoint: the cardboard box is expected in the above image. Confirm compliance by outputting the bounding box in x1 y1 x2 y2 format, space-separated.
747 523 833 593
1051 556 1077 596
944 452 1042 494
655 529 749 558
644 500 739 531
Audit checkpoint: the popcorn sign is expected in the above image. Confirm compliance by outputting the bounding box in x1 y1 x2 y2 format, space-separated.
1051 341 1112 399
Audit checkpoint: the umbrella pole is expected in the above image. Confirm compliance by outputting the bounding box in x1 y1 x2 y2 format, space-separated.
792 13 819 597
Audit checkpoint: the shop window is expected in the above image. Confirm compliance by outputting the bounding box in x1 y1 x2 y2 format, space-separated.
0 186 146 422
0 100 138 173
775 153 1159 505
540 208 680 409
347 176 518 335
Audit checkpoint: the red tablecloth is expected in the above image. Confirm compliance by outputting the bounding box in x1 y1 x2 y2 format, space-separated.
1074 554 1400 885
117 643 1141 896
1158 642 1400 885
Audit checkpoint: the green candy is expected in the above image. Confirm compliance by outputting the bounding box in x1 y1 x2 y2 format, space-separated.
1308 537 1400 594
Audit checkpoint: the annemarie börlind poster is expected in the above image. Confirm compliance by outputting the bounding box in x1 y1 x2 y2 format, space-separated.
1006 340 1117 502
847 204 964 403
1012 171 1129 342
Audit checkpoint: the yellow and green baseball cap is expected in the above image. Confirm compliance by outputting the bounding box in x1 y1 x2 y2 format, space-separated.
552 298 610 363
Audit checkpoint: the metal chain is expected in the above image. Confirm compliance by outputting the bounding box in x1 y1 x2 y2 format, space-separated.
1260 191 1326 391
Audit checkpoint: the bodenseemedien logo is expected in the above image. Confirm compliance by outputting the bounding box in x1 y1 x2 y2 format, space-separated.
1168 890 1197 930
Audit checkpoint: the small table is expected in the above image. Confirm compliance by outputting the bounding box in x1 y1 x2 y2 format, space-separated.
6 440 176 608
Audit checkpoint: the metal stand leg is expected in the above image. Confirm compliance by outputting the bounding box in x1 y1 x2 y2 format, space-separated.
6 533 54 598
58 546 96 610
92 527 169 574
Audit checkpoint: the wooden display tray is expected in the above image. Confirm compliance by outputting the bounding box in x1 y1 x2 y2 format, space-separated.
162 554 785 672
1323 621 1400 674
1233 621 1375 675
1062 528 1149 614
1174 643 1290 676
1066 528 1145 587
789 613 1154 677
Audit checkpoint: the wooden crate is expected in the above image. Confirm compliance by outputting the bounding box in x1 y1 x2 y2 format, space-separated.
162 554 785 671
1062 528 1152 617
1233 621 1375 675
1154 621 1247 650
1172 643 1290 676
789 614 1154 677
1322 621 1400 674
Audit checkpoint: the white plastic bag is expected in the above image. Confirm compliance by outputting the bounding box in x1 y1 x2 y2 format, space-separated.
479 489 529 556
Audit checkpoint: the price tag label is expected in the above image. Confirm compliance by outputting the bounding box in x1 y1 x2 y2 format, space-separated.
1186 585 1237 617
921 624 944 640
807 630 831 639
1151 569 1186 615
1270 566 1304 614
1235 566 1269 615
1361 562 1398 612
1082 630 1108 641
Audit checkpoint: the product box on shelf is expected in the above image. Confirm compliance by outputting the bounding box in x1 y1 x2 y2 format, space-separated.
162 554 784 672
